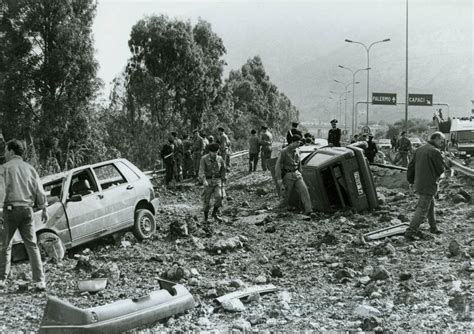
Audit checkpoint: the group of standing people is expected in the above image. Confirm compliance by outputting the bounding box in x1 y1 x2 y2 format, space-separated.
160 127 231 187
329 120 378 163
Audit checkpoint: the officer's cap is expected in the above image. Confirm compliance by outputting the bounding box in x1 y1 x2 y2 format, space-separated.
291 122 299 127
330 119 338 124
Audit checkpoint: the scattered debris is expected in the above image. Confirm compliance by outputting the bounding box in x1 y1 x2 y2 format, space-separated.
77 278 107 293
209 236 245 254
215 284 278 305
364 223 409 241
222 298 246 312
39 279 195 333
448 240 462 257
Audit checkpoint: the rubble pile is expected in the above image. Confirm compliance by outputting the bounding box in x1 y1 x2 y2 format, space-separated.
0 162 473 332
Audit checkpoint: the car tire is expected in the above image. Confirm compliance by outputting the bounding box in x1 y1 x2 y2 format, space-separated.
37 232 65 261
133 209 156 241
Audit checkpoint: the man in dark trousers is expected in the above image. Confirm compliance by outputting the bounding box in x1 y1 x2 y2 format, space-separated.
182 134 193 179
248 129 260 172
161 138 176 188
0 139 48 291
394 131 412 167
171 131 183 181
199 143 226 223
364 134 378 163
286 122 303 145
328 119 341 147
405 132 447 240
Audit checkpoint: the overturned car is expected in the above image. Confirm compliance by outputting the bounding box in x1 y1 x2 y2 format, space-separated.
270 143 378 213
0 159 159 260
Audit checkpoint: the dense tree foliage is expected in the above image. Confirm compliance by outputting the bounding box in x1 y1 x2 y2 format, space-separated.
1 8 300 172
0 0 103 171
105 16 299 170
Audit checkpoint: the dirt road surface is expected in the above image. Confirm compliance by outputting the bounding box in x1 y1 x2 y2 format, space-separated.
0 160 473 332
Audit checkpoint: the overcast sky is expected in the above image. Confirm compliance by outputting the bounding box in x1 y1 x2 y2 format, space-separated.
93 0 473 119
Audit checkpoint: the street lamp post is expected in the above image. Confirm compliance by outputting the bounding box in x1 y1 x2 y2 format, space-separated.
332 84 351 132
334 79 351 130
345 38 390 130
338 65 369 132
335 79 359 134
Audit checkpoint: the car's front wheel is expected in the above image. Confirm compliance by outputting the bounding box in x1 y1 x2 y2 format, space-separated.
133 209 156 241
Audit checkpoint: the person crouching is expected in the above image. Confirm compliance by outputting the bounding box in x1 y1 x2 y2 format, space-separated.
199 142 226 223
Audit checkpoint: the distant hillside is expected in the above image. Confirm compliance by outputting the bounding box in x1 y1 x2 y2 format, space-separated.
267 28 473 124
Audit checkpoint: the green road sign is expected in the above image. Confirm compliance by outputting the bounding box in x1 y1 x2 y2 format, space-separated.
372 93 397 105
408 94 433 106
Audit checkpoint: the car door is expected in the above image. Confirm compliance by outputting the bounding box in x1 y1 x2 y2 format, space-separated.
64 168 108 246
92 162 137 230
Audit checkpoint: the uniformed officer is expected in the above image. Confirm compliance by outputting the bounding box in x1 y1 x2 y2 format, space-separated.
286 122 303 145
328 119 341 147
275 135 312 215
199 143 226 223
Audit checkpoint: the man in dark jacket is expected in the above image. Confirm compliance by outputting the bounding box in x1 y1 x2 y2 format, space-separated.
328 119 341 147
393 131 412 167
364 135 378 163
171 132 183 181
161 138 176 187
286 122 303 145
405 132 447 240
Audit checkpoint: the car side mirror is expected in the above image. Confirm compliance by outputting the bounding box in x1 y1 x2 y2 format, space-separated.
67 194 82 202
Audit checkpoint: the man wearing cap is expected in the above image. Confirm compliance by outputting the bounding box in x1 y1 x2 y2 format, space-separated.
260 125 273 171
275 135 312 215
0 139 48 291
248 129 260 173
393 131 412 167
192 130 205 178
199 142 226 223
171 132 183 181
286 122 303 145
328 119 341 147
405 132 447 240
217 127 231 171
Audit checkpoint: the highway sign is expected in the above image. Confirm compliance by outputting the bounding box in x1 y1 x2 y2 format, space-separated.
372 93 397 105
408 94 433 106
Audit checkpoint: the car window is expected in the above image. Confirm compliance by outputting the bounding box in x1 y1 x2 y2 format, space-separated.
115 161 140 182
43 178 64 205
69 169 99 198
94 164 127 190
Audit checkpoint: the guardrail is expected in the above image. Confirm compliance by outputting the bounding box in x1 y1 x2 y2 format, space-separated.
447 157 474 178
144 150 251 180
